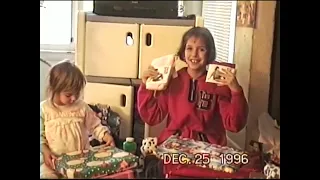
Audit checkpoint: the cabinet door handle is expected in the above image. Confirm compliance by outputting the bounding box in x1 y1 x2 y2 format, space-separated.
120 94 127 107
145 33 152 47
126 32 134 46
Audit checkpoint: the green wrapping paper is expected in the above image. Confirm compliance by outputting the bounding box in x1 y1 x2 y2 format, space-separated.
55 145 139 178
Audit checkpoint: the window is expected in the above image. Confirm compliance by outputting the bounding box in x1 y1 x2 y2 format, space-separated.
202 1 237 63
82 1 93 12
40 1 94 52
40 1 74 51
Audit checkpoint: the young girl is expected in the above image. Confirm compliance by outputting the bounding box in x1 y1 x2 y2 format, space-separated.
40 60 115 178
138 27 248 178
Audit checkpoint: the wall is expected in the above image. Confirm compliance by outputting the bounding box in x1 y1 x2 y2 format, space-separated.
40 51 74 66
183 1 202 16
233 1 277 148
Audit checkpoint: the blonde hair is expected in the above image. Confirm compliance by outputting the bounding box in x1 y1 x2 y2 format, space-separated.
46 60 86 102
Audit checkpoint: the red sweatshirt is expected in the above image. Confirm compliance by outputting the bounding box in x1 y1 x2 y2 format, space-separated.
138 68 248 146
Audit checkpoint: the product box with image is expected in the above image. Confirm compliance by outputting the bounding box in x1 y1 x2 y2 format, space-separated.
206 62 236 84
55 145 139 179
146 54 177 91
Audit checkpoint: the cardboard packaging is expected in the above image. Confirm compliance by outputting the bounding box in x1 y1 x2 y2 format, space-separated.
146 54 177 91
206 62 236 84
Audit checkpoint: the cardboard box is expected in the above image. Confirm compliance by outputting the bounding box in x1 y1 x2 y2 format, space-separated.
206 62 236 84
146 54 176 91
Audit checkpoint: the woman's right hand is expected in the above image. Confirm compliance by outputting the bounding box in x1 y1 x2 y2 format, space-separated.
141 66 160 84
42 145 57 169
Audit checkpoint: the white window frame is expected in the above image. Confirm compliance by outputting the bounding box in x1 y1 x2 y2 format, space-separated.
40 1 80 53
228 1 237 64
202 1 237 64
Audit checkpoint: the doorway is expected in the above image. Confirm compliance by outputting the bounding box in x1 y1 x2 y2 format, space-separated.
268 1 280 125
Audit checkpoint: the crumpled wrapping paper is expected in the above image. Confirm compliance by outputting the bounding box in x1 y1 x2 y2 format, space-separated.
258 112 280 159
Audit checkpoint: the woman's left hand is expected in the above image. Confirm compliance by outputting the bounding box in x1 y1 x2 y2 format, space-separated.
215 68 242 92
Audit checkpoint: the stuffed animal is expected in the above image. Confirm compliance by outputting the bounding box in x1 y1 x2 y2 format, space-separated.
88 104 121 147
138 137 158 169
140 137 158 157
96 104 121 128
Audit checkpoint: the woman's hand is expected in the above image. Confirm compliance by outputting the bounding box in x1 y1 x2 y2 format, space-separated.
102 132 115 147
42 145 57 169
215 68 242 92
141 66 160 84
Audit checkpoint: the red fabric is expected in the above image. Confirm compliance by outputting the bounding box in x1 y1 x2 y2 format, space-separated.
164 153 262 179
98 169 135 179
137 68 248 145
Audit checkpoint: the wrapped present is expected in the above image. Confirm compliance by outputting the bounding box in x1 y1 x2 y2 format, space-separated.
156 135 248 173
55 145 139 179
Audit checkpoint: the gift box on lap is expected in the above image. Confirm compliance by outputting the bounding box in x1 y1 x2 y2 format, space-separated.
55 145 139 179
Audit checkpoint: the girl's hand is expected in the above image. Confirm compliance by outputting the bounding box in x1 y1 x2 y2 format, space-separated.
42 145 57 169
215 68 242 92
102 132 115 147
141 66 160 84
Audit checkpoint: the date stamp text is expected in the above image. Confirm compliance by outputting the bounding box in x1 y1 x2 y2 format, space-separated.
162 153 210 165
220 153 249 165
162 152 250 165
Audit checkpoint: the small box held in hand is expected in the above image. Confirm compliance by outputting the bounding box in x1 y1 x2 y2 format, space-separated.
206 62 236 84
146 54 177 91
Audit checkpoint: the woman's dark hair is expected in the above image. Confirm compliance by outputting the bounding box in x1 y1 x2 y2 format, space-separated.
176 27 216 64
